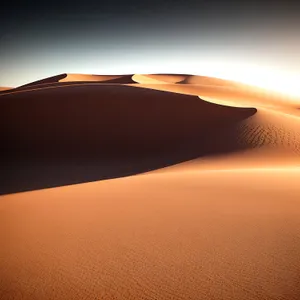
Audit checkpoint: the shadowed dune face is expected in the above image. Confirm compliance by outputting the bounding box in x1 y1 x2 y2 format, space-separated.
18 73 68 88
0 84 256 194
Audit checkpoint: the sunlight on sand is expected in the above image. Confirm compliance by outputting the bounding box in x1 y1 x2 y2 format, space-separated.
193 63 300 98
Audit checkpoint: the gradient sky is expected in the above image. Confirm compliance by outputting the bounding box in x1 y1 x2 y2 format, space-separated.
1 1 300 95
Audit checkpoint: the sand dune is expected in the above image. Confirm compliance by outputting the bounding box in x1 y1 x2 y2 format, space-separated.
132 74 188 83
153 108 300 173
132 82 300 110
18 73 68 87
0 83 255 194
1 74 299 192
0 87 12 91
60 74 132 83
1 73 300 300
1 170 300 300
182 74 245 86
14 73 135 90
133 74 243 86
5 74 299 111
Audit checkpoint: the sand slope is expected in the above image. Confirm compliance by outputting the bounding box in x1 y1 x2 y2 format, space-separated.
132 82 299 110
133 74 244 86
1 170 300 300
1 74 300 191
0 83 255 194
60 74 134 83
132 74 188 83
153 108 300 173
1 73 300 300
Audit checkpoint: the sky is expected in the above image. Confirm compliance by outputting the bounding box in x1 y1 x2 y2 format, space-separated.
1 1 300 96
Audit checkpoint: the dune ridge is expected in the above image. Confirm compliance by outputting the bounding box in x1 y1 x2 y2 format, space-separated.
9 73 135 91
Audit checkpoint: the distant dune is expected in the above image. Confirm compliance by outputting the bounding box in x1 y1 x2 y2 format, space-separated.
60 73 136 84
18 73 68 87
133 82 299 110
132 74 188 83
0 87 12 91
60 74 132 83
132 74 243 86
15 73 136 90
1 73 300 300
182 74 243 86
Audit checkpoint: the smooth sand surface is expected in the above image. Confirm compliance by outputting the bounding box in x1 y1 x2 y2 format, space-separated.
132 83 299 110
133 74 242 86
1 171 300 300
60 74 127 82
132 74 188 83
59 74 136 84
1 73 300 299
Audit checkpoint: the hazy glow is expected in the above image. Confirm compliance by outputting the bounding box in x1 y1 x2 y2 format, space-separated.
194 62 300 98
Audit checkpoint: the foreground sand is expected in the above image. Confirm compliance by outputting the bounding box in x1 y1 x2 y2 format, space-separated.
1 170 300 300
1 73 300 299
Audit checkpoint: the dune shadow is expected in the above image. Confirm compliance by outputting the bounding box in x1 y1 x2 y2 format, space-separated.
0 84 256 195
18 73 68 88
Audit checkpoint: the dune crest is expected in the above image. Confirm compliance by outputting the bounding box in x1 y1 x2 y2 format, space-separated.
59 74 135 84
9 73 135 91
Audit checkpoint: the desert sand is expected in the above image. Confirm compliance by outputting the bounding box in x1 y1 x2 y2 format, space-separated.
0 87 12 91
1 73 300 299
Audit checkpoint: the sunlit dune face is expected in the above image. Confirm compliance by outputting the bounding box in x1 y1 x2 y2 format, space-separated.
60 74 124 82
132 74 166 84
